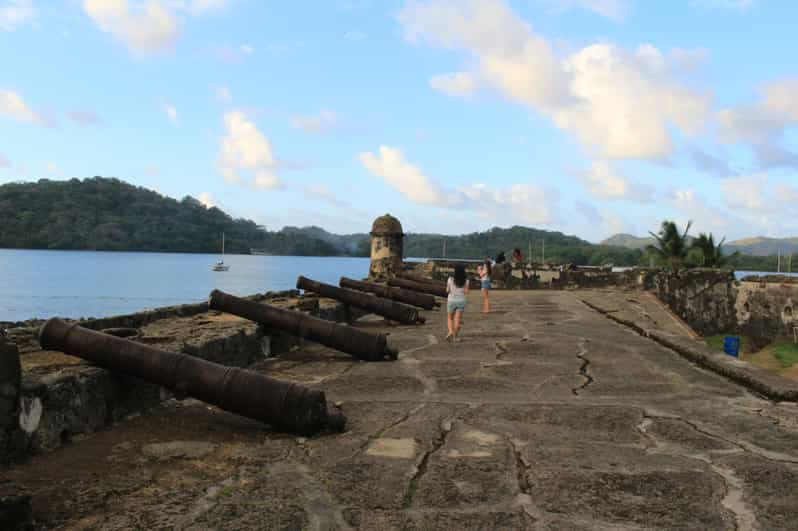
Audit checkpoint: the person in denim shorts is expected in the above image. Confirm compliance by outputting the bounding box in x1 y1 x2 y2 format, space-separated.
478 258 492 314
446 264 469 342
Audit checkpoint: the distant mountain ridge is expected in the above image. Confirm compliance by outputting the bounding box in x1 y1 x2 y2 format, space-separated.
725 237 798 256
600 233 655 250
4 177 793 266
0 177 642 265
602 232 798 257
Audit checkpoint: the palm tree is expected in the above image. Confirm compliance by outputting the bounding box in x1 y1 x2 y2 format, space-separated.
691 232 737 267
646 220 693 270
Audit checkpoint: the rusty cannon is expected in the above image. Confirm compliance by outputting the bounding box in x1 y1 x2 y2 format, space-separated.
38 318 345 436
388 277 448 298
339 277 438 310
396 273 447 287
208 289 397 361
297 276 425 325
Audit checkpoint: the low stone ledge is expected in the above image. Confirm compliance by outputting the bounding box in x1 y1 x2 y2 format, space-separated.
4 293 353 463
649 331 798 402
0 485 33 531
582 299 798 402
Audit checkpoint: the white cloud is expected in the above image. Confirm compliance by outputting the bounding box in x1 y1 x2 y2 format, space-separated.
577 160 651 201
0 0 34 31
198 191 216 208
541 0 629 20
720 173 768 212
209 43 253 63
68 110 102 125
668 188 731 235
180 0 230 15
721 174 798 217
291 110 338 134
217 111 283 190
0 153 9 168
459 183 556 225
303 183 350 208
163 102 178 124
687 145 733 177
0 89 48 126
692 0 754 10
343 30 366 41
358 146 452 206
359 145 557 225
214 85 232 103
399 0 711 161
718 78 798 168
84 0 182 53
144 164 160 176
429 72 479 97
574 200 633 240
46 162 62 176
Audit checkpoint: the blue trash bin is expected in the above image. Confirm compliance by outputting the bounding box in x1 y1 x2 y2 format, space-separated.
723 336 740 358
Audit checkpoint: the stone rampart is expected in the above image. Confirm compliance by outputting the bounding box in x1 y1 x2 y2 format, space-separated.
736 276 798 347
2 292 350 464
650 269 738 336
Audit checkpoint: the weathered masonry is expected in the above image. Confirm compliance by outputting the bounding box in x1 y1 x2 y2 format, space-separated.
368 213 404 281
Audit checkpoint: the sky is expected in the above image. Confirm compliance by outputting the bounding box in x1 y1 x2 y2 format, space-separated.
1 0 797 242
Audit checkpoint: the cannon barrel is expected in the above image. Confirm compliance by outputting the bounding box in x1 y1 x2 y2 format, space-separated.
208 289 397 361
297 276 425 325
39 318 345 436
396 273 446 287
388 278 448 298
339 277 438 310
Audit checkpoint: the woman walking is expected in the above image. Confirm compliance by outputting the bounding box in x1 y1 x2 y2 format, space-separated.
479 258 492 314
445 264 469 342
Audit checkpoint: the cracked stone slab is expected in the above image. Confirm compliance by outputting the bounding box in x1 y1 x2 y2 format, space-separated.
7 290 798 530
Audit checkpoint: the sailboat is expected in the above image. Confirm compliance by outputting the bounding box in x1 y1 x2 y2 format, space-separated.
212 233 230 271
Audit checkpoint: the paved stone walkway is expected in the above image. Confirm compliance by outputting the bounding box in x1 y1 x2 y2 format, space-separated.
6 290 798 530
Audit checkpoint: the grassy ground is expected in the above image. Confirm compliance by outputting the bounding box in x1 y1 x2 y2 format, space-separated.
704 334 751 356
703 334 798 379
772 341 798 368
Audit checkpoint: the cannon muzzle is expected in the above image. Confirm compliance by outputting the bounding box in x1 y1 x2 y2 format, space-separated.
388 278 447 298
39 318 345 435
297 276 424 325
208 289 397 361
339 277 438 310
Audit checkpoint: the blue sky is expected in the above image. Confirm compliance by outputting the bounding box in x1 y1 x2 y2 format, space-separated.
1 0 797 241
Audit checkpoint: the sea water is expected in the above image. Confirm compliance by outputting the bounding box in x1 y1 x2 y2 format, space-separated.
0 249 372 322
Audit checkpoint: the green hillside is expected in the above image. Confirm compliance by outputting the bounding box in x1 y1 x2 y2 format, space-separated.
725 236 798 256
0 177 343 255
5 177 788 270
405 227 643 266
600 233 655 249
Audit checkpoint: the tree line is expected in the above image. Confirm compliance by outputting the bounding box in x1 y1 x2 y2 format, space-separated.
0 178 789 271
0 178 344 255
645 220 793 272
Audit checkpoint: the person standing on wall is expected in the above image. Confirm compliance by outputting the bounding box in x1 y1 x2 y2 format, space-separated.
479 258 492 314
512 248 523 266
445 264 469 343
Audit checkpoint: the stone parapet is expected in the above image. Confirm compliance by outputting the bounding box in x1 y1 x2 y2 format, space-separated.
650 268 738 336
0 338 22 464
2 292 350 464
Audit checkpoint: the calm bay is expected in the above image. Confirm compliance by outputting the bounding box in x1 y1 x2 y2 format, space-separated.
0 249 372 322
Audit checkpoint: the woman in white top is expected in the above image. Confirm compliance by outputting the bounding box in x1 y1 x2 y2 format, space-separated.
446 264 469 342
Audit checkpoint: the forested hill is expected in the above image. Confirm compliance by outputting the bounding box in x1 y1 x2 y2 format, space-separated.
0 177 642 264
404 227 643 266
0 177 350 255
